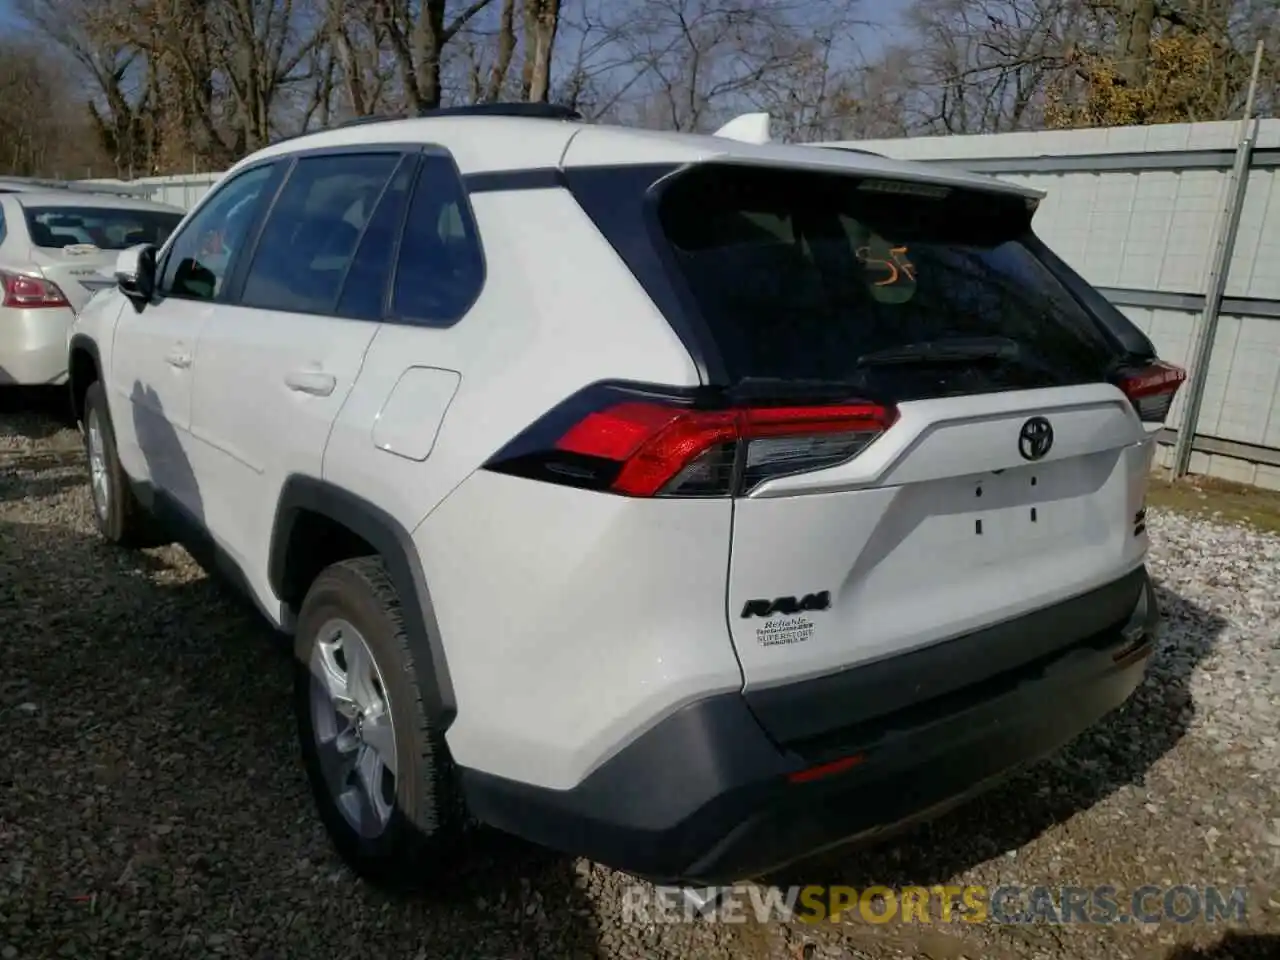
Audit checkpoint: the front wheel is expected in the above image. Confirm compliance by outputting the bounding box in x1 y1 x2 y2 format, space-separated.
294 556 466 887
82 380 155 547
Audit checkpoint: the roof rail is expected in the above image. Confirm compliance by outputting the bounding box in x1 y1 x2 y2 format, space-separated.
418 102 582 121
329 102 582 132
265 101 584 146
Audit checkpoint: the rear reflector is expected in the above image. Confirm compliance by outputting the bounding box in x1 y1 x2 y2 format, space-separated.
788 754 866 784
1117 360 1186 424
486 384 897 498
0 270 69 309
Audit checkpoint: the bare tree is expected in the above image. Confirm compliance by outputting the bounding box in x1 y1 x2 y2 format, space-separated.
0 37 111 176
873 0 1276 135
20 0 1267 182
18 0 330 173
15 0 164 176
879 0 1086 135
198 0 329 154
574 0 865 133
739 6 876 142
298 0 400 127
372 0 499 111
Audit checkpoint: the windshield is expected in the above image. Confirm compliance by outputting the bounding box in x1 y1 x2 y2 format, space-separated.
655 165 1117 396
23 206 182 251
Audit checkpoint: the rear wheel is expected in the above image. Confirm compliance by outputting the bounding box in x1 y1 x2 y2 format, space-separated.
294 556 466 886
82 380 155 547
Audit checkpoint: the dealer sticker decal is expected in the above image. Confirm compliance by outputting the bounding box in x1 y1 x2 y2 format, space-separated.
757 616 815 647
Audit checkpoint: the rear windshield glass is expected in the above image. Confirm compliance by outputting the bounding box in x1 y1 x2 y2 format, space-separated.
23 206 182 251
655 165 1116 394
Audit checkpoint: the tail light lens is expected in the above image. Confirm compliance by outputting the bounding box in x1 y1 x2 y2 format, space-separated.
0 270 69 309
1117 360 1186 424
484 384 896 497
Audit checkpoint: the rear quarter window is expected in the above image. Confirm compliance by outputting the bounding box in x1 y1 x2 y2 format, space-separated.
388 154 485 327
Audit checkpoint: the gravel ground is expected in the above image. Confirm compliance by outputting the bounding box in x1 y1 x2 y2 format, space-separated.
2 388 1277 960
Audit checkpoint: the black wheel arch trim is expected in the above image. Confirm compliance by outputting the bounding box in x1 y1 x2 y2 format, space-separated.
67 333 104 423
269 476 457 729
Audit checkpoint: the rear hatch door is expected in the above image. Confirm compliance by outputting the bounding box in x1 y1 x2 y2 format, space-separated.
648 162 1175 745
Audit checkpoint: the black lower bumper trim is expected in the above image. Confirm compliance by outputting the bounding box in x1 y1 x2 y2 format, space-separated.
460 567 1158 883
748 565 1150 749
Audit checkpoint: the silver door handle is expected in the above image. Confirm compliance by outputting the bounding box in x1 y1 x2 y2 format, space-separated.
284 370 337 397
165 350 192 369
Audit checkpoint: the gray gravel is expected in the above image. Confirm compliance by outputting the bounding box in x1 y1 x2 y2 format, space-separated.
2 391 1277 960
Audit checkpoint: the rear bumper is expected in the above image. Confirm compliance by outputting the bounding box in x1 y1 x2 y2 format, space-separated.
0 306 75 385
461 566 1158 883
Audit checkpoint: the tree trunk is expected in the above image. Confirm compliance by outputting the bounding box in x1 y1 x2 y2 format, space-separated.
486 0 517 101
521 0 560 102
1114 0 1156 87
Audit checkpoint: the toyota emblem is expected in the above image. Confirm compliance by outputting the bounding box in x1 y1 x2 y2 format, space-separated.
1018 416 1054 461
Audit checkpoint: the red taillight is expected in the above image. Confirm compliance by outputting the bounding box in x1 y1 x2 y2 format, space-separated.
0 270 69 309
1117 360 1186 424
556 403 738 497
493 388 896 498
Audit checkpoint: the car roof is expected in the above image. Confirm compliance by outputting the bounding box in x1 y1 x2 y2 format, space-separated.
229 114 1043 202
5 191 184 213
0 176 152 197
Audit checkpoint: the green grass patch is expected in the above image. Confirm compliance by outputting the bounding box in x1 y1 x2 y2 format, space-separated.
1146 472 1280 534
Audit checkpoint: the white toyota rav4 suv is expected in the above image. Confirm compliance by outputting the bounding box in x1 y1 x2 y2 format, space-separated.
67 103 1184 886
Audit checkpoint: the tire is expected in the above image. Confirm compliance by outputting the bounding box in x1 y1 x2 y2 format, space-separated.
294 556 466 887
82 380 156 547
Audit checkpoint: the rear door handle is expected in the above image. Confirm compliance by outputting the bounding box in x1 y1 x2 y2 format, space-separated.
165 349 192 369
284 370 337 397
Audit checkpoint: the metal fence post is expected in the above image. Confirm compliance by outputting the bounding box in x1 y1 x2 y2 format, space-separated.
1171 41 1266 478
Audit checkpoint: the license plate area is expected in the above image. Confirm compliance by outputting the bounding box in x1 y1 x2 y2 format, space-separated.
954 459 1105 564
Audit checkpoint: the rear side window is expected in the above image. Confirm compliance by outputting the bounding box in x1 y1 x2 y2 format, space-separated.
654 165 1116 396
389 154 484 326
23 206 181 251
240 152 402 314
333 157 416 321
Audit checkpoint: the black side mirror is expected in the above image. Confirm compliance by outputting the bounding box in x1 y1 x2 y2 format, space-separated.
115 244 157 311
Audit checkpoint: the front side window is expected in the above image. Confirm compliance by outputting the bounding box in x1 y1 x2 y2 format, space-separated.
23 206 181 251
159 164 278 301
239 152 402 314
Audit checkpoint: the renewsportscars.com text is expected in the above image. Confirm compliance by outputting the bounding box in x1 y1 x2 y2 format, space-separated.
622 884 1250 925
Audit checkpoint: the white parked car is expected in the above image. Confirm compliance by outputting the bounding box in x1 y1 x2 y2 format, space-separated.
0 191 183 385
66 103 1185 886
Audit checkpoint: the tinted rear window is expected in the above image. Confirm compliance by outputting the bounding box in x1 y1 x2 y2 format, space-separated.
654 165 1116 395
23 206 181 250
